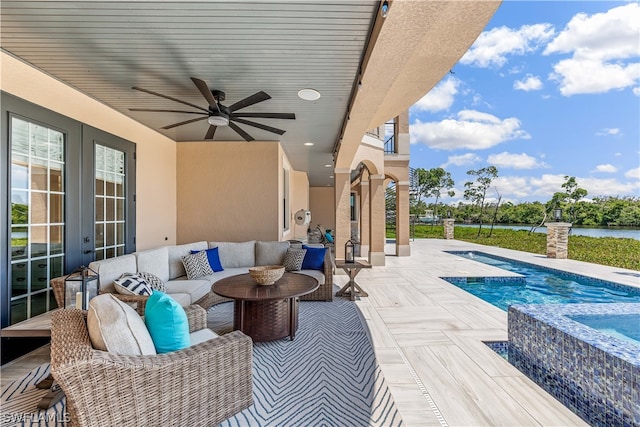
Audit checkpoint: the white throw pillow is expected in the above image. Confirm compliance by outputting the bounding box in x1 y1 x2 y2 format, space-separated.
113 273 153 296
87 294 157 356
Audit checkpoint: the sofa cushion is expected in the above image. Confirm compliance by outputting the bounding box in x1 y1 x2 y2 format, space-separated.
145 291 190 354
164 292 191 307
182 251 214 280
136 247 170 282
294 269 325 285
191 247 223 272
113 273 153 296
283 248 306 271
89 254 137 293
167 241 208 279
301 245 327 271
190 329 219 346
209 241 256 268
164 279 211 305
87 294 156 356
255 241 290 266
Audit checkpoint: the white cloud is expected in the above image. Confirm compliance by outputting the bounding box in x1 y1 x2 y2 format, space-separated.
544 3 640 96
461 24 555 68
596 127 621 136
410 110 530 150
513 75 543 91
412 77 460 113
625 167 640 180
634 87 640 96
592 164 618 173
487 152 549 169
493 176 533 198
615 152 622 157
440 153 482 168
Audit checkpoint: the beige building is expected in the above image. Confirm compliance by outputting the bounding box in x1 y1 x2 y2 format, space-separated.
0 1 500 325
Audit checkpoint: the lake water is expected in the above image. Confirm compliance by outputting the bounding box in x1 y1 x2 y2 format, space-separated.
455 224 640 240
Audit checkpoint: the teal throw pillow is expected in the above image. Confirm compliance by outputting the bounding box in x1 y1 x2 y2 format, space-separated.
191 247 224 272
301 245 327 271
144 291 190 354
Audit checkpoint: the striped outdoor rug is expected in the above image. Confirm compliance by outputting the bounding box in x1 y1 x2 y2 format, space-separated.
208 297 403 427
1 364 67 426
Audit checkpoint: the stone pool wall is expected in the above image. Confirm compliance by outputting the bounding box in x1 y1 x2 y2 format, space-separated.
508 303 639 427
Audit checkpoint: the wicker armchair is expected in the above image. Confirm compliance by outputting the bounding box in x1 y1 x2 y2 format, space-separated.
50 305 253 427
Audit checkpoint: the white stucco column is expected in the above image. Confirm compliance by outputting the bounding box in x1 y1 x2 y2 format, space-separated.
359 175 370 257
545 222 572 259
395 181 411 256
334 169 352 261
368 174 386 266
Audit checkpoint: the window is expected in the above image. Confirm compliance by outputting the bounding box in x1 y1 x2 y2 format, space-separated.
350 192 358 222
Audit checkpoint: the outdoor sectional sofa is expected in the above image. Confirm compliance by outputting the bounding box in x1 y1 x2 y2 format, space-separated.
83 240 333 314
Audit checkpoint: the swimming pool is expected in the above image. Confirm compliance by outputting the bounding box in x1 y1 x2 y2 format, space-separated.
569 313 640 345
444 251 640 310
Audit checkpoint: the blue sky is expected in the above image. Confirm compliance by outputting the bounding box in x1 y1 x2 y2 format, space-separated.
409 1 640 204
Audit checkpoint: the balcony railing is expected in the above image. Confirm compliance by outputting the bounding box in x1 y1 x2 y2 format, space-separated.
384 135 395 154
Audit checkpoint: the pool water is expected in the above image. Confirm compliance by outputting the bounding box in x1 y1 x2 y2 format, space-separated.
444 252 640 311
569 313 640 345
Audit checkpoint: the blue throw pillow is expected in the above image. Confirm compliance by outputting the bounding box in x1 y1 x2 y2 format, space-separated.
301 245 327 271
144 291 190 354
191 247 224 272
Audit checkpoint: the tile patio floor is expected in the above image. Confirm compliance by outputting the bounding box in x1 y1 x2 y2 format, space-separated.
3 238 638 425
334 238 639 427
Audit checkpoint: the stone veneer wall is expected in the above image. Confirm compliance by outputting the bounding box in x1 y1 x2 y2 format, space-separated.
508 303 640 426
545 222 571 259
443 219 455 240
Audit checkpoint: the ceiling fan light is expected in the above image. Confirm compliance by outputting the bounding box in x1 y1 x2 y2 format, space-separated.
208 113 229 126
298 88 321 101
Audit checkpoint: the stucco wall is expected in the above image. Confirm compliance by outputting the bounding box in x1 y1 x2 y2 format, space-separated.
309 187 335 231
0 52 177 250
290 170 310 240
176 141 281 243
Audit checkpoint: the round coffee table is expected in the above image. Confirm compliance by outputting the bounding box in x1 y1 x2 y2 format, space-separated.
212 272 319 342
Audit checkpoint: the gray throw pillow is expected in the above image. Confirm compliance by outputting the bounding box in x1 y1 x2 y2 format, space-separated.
283 248 306 271
182 251 214 280
137 271 166 292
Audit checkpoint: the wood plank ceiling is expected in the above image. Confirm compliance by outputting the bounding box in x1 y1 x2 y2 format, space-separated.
1 1 378 186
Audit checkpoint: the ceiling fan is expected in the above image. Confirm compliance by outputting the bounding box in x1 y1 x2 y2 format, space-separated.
129 77 295 141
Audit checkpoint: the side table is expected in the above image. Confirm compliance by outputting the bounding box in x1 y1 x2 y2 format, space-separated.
335 260 371 301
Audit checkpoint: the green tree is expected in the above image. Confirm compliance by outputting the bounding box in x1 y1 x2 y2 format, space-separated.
463 166 498 237
548 176 587 223
413 168 455 219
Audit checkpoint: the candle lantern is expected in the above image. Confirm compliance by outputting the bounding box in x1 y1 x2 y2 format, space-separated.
554 207 563 222
64 266 100 309
345 239 355 263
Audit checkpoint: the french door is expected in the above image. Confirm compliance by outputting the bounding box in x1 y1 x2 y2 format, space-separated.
1 93 135 326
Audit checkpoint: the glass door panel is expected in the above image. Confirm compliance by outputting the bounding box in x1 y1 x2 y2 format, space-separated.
9 116 65 322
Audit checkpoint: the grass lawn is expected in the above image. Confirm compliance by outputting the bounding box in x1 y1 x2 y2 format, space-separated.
388 224 640 271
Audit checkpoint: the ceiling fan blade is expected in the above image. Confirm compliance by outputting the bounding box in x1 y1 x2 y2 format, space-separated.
232 112 296 120
227 91 271 112
228 122 255 142
231 118 286 135
129 108 206 115
132 86 208 112
205 125 217 140
191 77 220 112
161 116 208 130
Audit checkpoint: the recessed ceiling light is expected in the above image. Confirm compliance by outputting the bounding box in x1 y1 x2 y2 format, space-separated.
324 164 332 168
329 175 334 179
304 142 314 146
298 88 321 101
